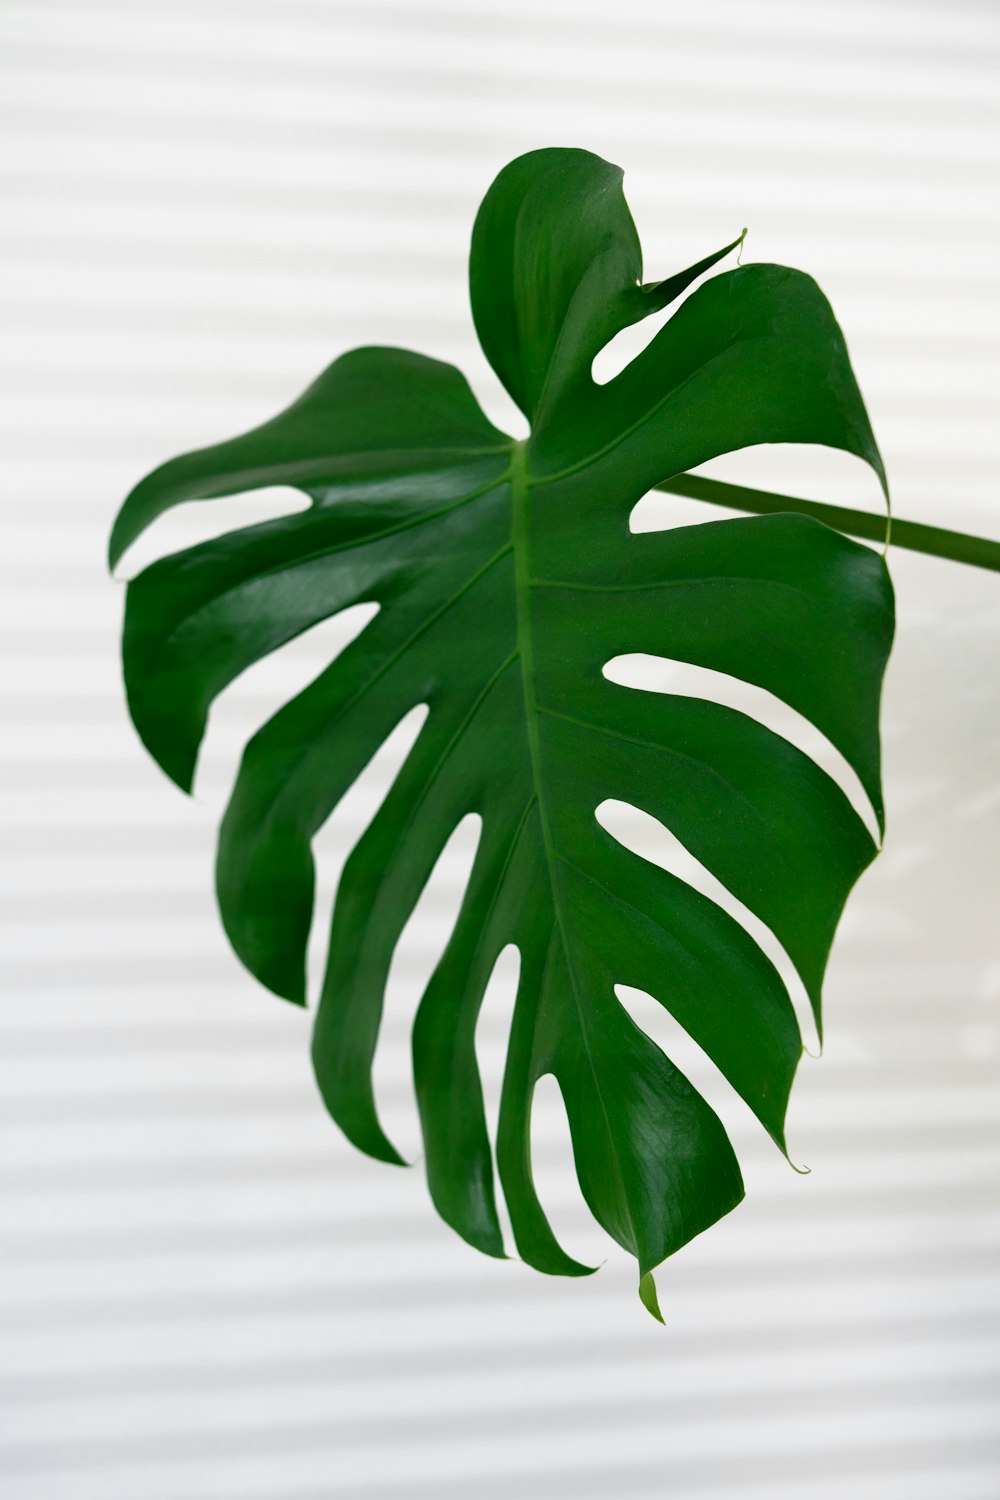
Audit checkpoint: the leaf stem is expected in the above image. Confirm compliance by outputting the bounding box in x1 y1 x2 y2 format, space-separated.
657 474 1000 574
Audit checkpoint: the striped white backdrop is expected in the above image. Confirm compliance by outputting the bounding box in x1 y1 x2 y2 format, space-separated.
2 1 1000 1496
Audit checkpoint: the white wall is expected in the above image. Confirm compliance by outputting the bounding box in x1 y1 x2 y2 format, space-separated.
2 1 999 1496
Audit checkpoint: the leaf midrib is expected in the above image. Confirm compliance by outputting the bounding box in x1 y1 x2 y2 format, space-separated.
512 439 636 1258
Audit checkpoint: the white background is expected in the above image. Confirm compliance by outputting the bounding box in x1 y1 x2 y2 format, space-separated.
2 1 1000 1496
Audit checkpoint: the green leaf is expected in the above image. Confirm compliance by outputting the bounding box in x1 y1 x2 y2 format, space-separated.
111 147 895 1313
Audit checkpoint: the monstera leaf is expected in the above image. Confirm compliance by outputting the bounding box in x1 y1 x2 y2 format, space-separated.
110 147 894 1316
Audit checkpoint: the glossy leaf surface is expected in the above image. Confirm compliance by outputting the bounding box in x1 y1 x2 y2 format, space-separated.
111 148 894 1311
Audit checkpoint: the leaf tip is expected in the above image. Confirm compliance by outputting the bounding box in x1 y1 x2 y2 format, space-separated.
161 751 198 798
803 1016 825 1060
638 1271 665 1324
269 972 308 1009
108 489 144 572
773 1107 810 1176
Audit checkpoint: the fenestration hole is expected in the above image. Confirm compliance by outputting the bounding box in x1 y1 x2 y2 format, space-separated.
603 653 881 846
